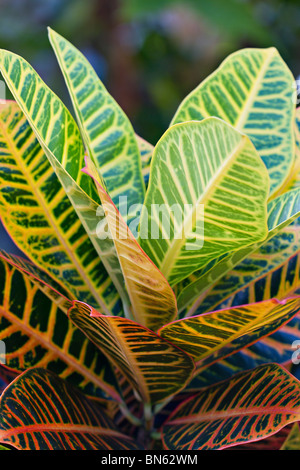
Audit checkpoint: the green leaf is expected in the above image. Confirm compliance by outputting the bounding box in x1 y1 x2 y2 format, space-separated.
0 254 122 402
0 56 129 311
140 118 269 286
280 423 300 450
137 134 154 187
0 100 122 313
171 48 295 195
162 363 300 450
68 301 195 405
273 107 300 196
159 297 300 371
178 187 300 315
0 368 142 450
48 28 145 220
84 156 177 331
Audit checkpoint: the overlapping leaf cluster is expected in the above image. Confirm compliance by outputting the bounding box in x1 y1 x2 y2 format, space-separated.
0 29 300 450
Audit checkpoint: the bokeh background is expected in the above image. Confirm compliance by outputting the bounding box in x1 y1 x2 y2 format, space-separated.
1 0 300 253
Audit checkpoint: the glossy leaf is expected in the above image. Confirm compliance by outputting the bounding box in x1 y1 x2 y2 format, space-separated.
0 255 121 402
171 47 295 195
272 107 300 196
159 297 300 370
48 28 145 220
137 135 154 187
140 118 269 286
178 187 300 315
68 301 195 405
0 368 141 450
0 57 128 312
188 312 300 391
84 156 177 331
163 363 300 450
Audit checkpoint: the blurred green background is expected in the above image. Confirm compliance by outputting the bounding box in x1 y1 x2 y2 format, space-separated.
0 0 300 253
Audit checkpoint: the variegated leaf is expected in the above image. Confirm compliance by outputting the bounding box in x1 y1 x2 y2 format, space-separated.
187 312 300 391
48 28 145 221
163 363 300 450
159 297 300 371
140 118 269 287
0 368 142 450
280 422 300 450
171 47 295 195
0 255 121 402
84 156 177 331
137 134 154 187
68 301 195 405
178 187 300 315
0 57 129 311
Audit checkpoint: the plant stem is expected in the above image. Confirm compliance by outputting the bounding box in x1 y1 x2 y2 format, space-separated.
119 404 142 427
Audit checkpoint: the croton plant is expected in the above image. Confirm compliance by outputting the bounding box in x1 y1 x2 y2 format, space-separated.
0 29 300 451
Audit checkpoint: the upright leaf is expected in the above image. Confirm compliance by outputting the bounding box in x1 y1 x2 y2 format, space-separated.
48 28 145 220
0 101 122 313
140 118 269 286
68 301 195 405
84 156 177 331
163 363 300 450
0 54 131 311
0 368 141 450
137 135 154 187
171 48 295 195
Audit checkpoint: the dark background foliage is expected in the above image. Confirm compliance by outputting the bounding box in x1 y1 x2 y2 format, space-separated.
0 0 300 253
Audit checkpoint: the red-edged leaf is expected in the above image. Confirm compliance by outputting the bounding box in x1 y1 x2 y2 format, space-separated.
0 368 142 450
83 156 177 332
68 301 195 405
159 297 300 371
162 363 300 450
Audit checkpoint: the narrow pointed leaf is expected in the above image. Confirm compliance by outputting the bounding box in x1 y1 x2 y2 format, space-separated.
187 312 300 390
84 156 177 331
163 363 300 450
171 48 295 195
0 249 71 310
0 255 121 402
0 368 141 450
48 28 145 220
0 57 128 311
159 297 300 370
140 118 269 287
68 301 195 405
137 135 154 187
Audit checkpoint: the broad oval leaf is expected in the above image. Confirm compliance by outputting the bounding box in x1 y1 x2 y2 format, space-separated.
0 368 142 450
162 363 300 450
83 156 177 331
178 186 300 315
140 118 269 286
68 301 195 405
0 255 121 402
171 47 295 195
159 297 300 370
48 28 145 219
